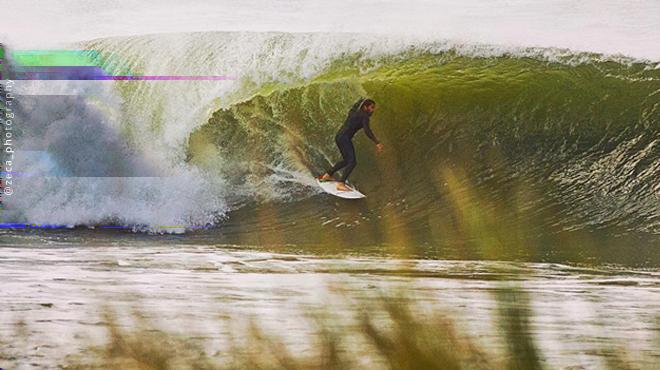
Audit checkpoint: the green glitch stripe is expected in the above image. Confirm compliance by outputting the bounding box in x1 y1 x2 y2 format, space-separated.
11 50 101 67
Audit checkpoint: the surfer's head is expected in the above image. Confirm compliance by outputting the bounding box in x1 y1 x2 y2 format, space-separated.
352 98 376 113
362 99 376 113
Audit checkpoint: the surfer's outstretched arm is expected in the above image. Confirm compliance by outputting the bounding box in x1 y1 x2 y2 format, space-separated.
363 117 380 144
363 117 383 153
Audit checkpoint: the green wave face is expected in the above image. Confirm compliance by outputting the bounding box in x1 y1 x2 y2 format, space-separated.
186 50 660 256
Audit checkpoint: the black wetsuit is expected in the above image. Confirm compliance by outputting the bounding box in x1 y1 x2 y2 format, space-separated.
327 108 380 182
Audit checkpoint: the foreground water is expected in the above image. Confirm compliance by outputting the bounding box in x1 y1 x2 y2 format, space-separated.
1 232 658 369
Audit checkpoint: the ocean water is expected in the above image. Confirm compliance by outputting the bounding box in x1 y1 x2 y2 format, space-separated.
1 1 659 368
2 31 659 262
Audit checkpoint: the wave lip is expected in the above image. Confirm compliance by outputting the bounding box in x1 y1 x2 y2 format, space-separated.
4 0 660 60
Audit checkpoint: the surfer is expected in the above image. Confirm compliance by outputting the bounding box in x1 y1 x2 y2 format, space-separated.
317 98 383 191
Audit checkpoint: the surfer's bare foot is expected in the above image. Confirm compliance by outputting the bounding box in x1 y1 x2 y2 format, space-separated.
318 173 332 181
336 182 351 191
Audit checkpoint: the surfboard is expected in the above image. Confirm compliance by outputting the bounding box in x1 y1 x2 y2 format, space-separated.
316 179 366 199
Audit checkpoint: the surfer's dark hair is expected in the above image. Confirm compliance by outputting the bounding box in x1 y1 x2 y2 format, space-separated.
350 98 376 112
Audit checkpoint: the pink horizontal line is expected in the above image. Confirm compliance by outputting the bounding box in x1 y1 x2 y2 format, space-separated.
103 75 235 80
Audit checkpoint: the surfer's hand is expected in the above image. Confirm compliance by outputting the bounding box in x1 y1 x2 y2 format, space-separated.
376 143 384 153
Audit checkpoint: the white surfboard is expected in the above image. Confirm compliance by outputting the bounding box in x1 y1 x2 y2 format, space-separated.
316 179 366 199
